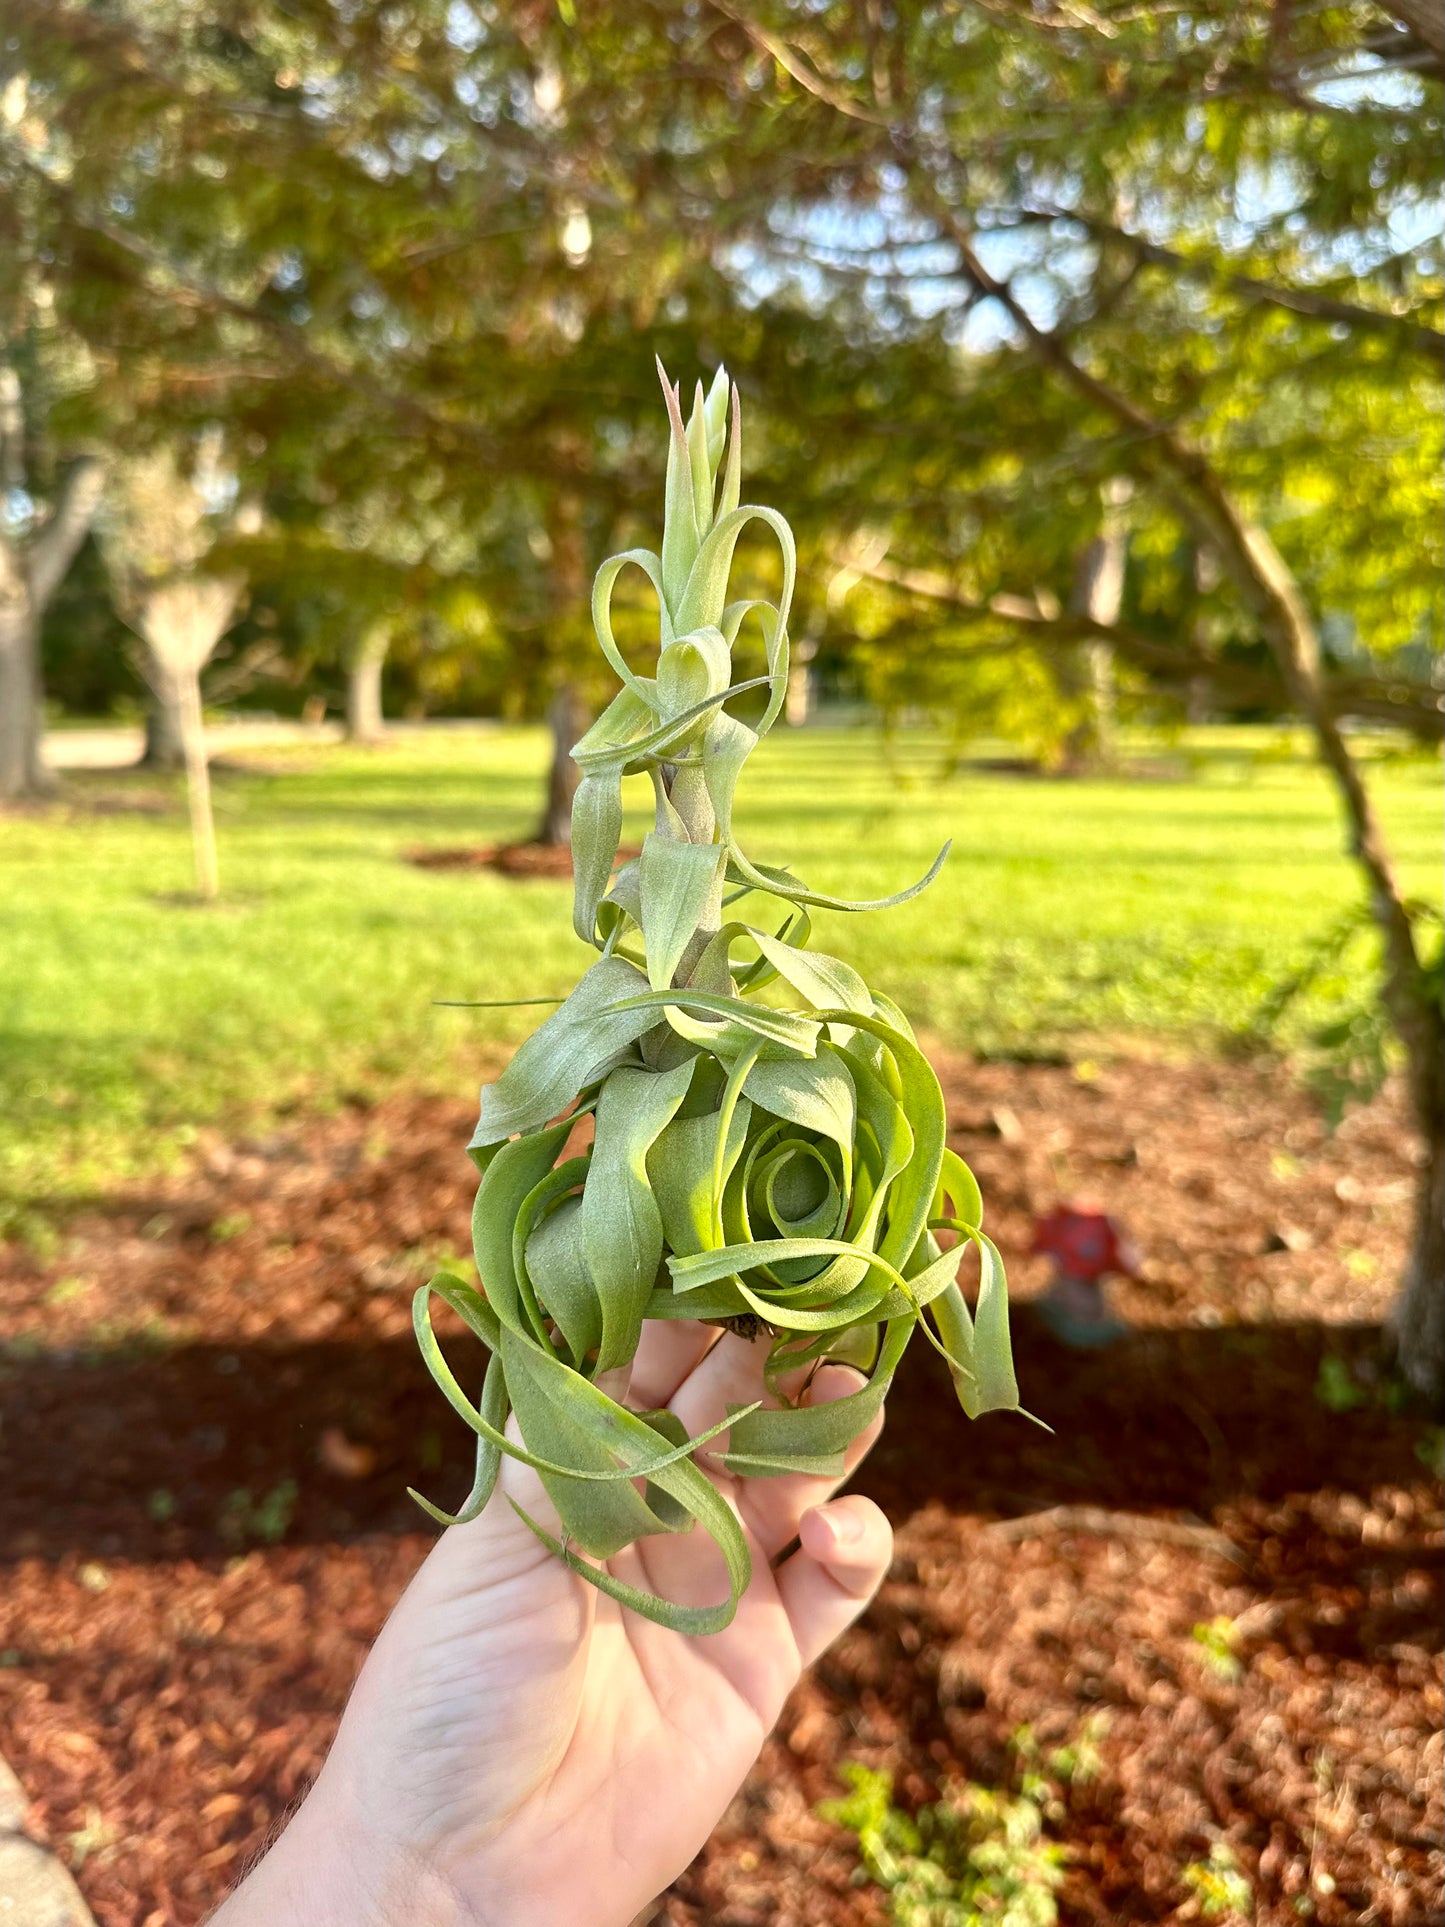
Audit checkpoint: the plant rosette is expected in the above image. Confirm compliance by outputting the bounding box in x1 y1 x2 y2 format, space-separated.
412 363 1027 1631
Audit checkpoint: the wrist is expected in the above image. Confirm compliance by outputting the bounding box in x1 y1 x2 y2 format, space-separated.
209 1777 482 1927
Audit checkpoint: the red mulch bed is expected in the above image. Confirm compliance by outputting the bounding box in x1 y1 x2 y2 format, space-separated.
1 1055 1440 1926
405 840 642 878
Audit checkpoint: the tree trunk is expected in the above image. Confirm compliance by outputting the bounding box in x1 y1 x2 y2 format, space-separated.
0 601 48 800
1062 483 1129 771
346 622 391 743
785 636 818 725
0 459 106 798
131 575 241 899
177 664 219 900
535 482 590 848
141 681 187 769
1392 1124 1445 1405
1224 527 1445 1398
537 683 588 847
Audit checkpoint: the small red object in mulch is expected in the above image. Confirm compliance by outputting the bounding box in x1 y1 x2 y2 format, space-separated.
404 842 641 880
1033 1206 1139 1281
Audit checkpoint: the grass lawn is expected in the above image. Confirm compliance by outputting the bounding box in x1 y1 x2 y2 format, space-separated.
2 723 1438 1222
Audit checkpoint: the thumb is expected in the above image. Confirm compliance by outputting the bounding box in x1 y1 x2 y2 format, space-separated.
776 1494 893 1668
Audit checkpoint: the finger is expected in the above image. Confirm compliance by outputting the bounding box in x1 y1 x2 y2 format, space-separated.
666 1330 774 1439
736 1364 884 1560
494 1407 557 1513
421 1414 589 1630
629 1318 723 1412
775 1494 893 1668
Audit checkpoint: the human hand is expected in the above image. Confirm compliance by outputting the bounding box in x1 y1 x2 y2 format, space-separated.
211 1320 892 1927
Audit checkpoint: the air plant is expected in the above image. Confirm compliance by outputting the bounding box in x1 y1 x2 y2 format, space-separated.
412 362 1024 1631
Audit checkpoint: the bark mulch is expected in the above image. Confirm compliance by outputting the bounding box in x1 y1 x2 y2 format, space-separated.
0 1054 1439 1926
404 841 642 879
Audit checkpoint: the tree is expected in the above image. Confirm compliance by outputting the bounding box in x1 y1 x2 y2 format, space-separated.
344 617 391 744
0 396 102 797
678 0 1442 1393
1059 480 1130 772
100 443 248 898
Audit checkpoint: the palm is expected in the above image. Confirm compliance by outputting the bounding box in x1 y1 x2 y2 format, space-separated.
327 1322 890 1927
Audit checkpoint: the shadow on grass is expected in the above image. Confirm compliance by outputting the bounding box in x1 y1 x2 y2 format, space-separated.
2 1314 1430 1572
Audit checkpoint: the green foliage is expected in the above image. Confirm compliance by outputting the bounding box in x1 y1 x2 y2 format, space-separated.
1012 1717 1109 1805
1182 1843 1255 1921
820 1762 1066 1927
1191 1617 1246 1683
408 374 1019 1629
208 1211 252 1244
1313 1352 1414 1418
8 1 1440 749
1248 902 1444 1125
219 1479 298 1547
1315 1353 1371 1414
1046 1724 1106 1792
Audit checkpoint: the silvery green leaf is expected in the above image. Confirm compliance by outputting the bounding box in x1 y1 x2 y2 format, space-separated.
524 1194 600 1366
703 364 730 470
470 1121 573 1327
742 1044 856 1163
408 1345 510 1526
572 681 658 768
750 930 873 1016
575 675 772 778
938 1146 984 1232
470 956 656 1149
701 710 756 843
571 770 623 944
932 1230 1020 1418
721 593 788 734
639 833 725 991
590 548 670 694
721 1316 912 1478
501 1321 687 1556
686 380 714 536
676 503 795 640
725 838 952 916
582 1057 694 1370
658 363 700 614
603 857 641 924
608 985 821 1057
717 384 742 520
655 624 731 726
647 1096 752 1257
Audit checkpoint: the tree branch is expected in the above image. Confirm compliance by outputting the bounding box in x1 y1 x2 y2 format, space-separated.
1018 208 1445 363
27 457 105 611
710 0 891 123
844 551 1445 740
1380 1 1445 61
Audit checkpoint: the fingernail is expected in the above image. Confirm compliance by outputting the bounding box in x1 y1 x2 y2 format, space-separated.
823 1504 864 1547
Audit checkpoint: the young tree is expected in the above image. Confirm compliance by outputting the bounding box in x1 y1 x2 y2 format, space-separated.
100 444 247 898
344 617 392 744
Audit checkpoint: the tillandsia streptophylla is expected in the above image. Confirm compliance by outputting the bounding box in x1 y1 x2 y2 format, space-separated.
411 362 1025 1632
